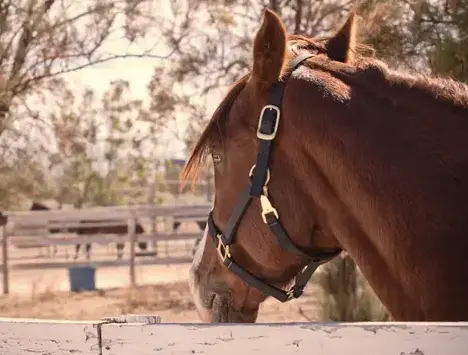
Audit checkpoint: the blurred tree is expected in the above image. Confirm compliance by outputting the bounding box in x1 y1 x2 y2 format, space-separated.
0 145 50 210
312 253 391 321
150 0 468 152
357 0 468 81
425 0 468 82
0 0 170 136
44 79 161 208
148 0 354 154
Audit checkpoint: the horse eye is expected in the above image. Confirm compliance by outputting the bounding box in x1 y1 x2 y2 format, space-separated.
212 153 222 164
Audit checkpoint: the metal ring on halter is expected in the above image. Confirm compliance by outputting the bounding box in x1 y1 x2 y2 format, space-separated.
249 164 271 185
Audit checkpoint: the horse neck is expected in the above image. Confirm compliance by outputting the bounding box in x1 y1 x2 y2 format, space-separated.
285 61 468 321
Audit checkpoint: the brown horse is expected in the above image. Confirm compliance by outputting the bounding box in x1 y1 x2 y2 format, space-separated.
183 9 468 323
0 212 7 227
30 202 147 260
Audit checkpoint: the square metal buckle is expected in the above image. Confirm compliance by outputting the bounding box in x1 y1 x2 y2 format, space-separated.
286 287 302 300
286 289 295 300
256 104 280 141
216 234 231 262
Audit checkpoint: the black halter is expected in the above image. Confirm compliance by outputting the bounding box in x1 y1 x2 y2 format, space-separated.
207 53 342 303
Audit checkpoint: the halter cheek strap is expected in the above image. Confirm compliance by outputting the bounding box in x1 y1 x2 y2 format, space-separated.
207 53 342 303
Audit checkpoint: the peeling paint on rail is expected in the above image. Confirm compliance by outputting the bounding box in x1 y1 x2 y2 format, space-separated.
1 317 467 355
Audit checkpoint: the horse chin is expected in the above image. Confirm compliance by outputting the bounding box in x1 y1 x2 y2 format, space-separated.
210 295 259 323
191 285 214 323
188 237 259 323
197 296 259 323
191 282 259 323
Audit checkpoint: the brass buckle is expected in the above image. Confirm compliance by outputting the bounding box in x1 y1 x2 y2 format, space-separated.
216 234 231 262
260 194 279 224
256 105 280 140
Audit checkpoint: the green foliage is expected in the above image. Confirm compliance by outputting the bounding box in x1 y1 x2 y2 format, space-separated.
431 37 468 83
313 254 391 322
0 78 167 209
79 81 159 206
426 1 468 82
357 0 468 81
163 160 183 197
0 155 50 210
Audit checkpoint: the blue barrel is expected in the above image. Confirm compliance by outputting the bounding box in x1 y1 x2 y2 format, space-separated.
68 266 96 292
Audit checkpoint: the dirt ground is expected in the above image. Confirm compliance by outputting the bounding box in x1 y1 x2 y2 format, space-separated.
0 277 322 323
0 243 323 323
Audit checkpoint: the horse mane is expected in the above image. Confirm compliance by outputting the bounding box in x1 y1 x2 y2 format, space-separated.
181 74 250 186
181 33 468 188
287 33 468 108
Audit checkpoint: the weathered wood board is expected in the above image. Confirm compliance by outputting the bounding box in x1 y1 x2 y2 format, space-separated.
1 316 467 355
0 317 102 355
100 321 468 355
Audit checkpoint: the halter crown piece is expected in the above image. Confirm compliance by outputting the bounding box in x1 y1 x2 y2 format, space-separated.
207 53 342 302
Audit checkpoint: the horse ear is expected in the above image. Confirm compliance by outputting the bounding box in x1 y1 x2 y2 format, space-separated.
326 12 356 63
251 9 287 90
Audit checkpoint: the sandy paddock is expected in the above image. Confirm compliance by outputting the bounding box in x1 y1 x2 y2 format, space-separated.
0 241 322 323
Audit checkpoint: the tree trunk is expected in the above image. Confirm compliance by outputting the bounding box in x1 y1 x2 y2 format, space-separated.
269 0 280 14
294 0 303 33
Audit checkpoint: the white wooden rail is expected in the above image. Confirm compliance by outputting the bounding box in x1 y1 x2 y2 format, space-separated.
0 316 467 355
4 203 212 221
1 204 211 295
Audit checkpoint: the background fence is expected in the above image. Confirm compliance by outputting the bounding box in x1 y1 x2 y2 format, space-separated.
0 203 211 295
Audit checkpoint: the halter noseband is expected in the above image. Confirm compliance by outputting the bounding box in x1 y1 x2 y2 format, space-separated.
207 53 342 303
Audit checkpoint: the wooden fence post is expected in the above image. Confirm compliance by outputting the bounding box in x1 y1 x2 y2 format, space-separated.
2 224 9 295
150 213 157 253
128 216 136 287
205 174 213 202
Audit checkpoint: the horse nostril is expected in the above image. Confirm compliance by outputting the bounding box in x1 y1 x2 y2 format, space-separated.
208 293 216 309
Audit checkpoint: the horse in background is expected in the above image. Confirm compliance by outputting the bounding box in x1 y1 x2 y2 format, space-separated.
30 202 148 260
0 211 7 227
